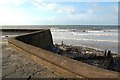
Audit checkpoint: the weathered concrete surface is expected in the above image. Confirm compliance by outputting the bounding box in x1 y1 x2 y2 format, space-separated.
1 29 39 32
10 43 83 78
2 38 63 78
15 29 53 50
8 29 119 79
1 29 39 36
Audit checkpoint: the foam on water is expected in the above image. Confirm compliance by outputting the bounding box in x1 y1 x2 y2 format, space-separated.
51 28 118 42
51 28 118 53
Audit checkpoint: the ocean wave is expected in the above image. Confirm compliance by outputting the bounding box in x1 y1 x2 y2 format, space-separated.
51 30 118 36
51 29 69 32
72 32 117 36
51 28 118 32
53 37 118 43
85 30 104 33
105 29 118 32
76 39 118 43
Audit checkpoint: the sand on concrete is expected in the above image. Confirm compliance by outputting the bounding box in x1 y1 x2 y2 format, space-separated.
2 38 63 78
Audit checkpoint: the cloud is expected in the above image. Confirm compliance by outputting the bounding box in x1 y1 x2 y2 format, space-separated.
48 13 117 25
0 0 118 25
0 3 40 25
0 0 44 25
32 1 78 15
0 0 28 6
58 6 77 15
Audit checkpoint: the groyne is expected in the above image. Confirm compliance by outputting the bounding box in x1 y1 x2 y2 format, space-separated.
8 29 119 79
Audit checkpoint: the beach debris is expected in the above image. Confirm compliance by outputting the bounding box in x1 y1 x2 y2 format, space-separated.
52 44 119 72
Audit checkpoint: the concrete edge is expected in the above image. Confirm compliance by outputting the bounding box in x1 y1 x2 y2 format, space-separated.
9 43 84 78
14 29 50 37
8 30 119 78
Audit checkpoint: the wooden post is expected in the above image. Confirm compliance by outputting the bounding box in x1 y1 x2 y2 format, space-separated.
104 50 107 57
107 50 112 58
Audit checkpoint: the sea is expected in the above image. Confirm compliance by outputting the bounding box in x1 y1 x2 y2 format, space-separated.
1 25 118 54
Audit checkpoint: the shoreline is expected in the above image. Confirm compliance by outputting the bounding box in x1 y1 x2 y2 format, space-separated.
1 29 119 72
52 43 120 72
54 42 118 54
1 28 118 54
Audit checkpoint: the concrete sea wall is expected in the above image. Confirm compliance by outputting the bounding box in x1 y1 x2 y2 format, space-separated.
1 29 39 32
15 29 53 50
8 29 119 79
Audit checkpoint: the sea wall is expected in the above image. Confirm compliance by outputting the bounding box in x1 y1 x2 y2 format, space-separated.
8 29 119 78
1 29 39 32
15 29 53 50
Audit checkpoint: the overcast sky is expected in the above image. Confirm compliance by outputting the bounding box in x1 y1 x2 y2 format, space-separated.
0 0 118 25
